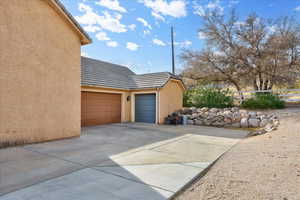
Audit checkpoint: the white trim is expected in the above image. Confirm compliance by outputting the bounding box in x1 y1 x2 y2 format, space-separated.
131 91 158 124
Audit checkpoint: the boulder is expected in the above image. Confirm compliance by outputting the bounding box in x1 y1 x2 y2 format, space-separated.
187 120 194 125
190 107 197 113
200 107 209 112
260 118 270 127
248 118 260 128
249 112 257 118
191 113 198 119
231 107 239 112
264 123 275 132
239 110 249 118
208 112 217 118
223 110 233 118
232 112 242 122
212 121 226 127
210 108 219 113
224 118 232 124
241 118 249 128
195 120 204 126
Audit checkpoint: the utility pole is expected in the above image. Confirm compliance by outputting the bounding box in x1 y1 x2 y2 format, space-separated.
171 26 175 74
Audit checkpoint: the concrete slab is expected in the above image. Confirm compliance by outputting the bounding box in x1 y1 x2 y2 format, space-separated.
0 168 173 200
96 149 203 167
24 139 133 166
177 134 240 147
95 163 207 192
0 123 248 199
151 137 235 163
0 148 82 195
81 124 184 148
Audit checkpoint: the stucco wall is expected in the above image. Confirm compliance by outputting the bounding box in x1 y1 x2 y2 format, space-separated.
0 0 82 146
158 80 184 124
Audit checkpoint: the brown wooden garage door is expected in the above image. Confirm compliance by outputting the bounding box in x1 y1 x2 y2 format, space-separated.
81 92 121 127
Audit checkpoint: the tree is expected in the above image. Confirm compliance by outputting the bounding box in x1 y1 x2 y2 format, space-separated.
181 10 300 94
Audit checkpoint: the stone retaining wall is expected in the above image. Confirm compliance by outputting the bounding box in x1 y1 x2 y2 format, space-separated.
167 107 280 135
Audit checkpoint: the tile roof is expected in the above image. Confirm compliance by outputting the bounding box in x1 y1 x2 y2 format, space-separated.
81 57 183 90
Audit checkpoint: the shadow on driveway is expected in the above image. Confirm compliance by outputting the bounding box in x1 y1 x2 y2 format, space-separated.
0 123 248 200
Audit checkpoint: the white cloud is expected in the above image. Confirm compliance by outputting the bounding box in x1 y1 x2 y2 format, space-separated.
126 42 139 51
151 11 165 21
95 32 110 41
81 51 89 57
181 40 192 47
267 25 277 34
78 3 93 12
175 40 192 48
198 32 206 39
143 30 151 35
193 5 205 16
128 24 137 31
234 21 245 26
95 0 127 13
75 3 127 33
136 17 152 29
83 25 101 33
193 0 224 16
153 38 166 46
106 41 118 47
140 0 187 18
295 6 300 11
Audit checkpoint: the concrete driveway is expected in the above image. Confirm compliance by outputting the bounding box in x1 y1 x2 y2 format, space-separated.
0 123 248 200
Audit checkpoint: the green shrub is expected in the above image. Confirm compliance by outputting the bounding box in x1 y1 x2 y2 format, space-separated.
184 87 234 108
183 90 194 107
241 93 285 109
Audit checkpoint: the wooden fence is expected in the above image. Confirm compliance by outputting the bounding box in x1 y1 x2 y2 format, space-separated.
234 89 300 102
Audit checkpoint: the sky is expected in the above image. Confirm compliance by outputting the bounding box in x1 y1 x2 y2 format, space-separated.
60 0 300 74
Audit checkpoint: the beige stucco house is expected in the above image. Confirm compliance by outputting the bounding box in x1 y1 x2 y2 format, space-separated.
0 0 91 146
0 0 185 146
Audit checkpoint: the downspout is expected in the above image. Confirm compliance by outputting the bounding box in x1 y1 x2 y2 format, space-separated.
156 88 160 124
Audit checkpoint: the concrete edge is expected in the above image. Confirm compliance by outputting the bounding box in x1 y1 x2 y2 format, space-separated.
168 156 220 200
168 134 248 200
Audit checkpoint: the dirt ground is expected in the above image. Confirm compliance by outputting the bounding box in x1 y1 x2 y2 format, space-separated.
175 108 300 200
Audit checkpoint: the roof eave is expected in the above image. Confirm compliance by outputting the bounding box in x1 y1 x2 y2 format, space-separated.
49 0 92 45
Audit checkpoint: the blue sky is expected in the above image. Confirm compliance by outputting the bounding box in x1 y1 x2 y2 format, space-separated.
60 0 300 74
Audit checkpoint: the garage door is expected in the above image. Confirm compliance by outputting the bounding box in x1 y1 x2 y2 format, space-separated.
135 94 156 123
81 92 121 127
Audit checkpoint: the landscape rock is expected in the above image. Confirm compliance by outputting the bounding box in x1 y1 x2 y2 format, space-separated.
249 112 257 118
210 108 219 113
187 120 194 125
248 118 260 128
166 107 280 135
200 107 209 112
260 119 270 127
240 118 249 128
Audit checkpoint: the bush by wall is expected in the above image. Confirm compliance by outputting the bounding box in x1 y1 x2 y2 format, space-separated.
241 93 285 109
184 87 234 108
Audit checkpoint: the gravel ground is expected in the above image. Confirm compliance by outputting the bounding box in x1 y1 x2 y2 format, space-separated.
175 108 300 200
